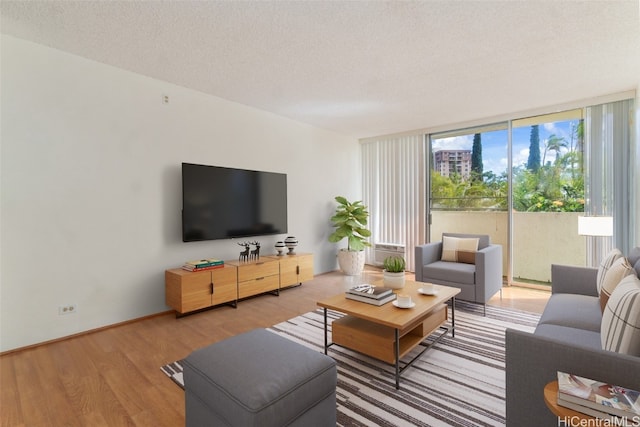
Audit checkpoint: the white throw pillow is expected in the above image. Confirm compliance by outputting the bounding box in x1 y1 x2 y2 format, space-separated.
441 236 479 264
601 275 640 356
596 248 623 294
599 257 635 312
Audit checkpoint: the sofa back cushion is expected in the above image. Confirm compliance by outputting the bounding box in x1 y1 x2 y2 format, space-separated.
599 257 635 312
626 247 640 277
627 247 640 267
441 236 479 264
601 274 640 356
596 248 623 294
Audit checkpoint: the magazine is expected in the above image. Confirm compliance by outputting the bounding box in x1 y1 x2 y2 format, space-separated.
557 371 640 420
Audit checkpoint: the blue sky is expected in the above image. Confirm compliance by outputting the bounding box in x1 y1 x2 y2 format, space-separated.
432 120 581 174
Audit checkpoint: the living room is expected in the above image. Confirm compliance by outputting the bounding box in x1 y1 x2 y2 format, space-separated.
1 1 639 426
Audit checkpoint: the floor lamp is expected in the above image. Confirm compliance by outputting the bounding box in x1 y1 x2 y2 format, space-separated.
578 216 614 267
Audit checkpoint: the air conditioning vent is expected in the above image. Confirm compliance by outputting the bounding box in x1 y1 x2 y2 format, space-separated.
374 243 405 266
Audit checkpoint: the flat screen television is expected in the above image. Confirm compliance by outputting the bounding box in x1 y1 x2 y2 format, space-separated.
182 163 288 242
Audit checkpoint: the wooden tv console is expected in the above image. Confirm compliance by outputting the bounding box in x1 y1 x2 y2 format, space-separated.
165 253 313 316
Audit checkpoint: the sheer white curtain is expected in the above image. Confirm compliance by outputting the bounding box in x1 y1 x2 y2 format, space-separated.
361 134 426 272
584 98 636 265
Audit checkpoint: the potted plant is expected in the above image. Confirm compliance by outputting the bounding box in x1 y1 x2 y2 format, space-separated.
382 255 406 289
328 196 371 275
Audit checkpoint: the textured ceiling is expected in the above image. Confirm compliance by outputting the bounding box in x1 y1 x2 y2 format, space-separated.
2 1 639 138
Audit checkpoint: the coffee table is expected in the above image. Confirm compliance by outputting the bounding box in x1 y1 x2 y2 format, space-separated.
317 280 460 389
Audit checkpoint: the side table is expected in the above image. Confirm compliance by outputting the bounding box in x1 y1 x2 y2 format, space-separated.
544 381 594 426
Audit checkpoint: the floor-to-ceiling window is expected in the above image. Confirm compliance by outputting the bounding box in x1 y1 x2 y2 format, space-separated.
511 110 584 286
362 96 635 283
427 110 586 287
428 124 509 279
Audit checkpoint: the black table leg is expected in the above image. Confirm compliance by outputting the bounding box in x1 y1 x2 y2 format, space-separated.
324 308 328 355
395 328 400 389
452 297 456 338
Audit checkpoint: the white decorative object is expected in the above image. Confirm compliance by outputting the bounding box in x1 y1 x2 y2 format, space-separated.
383 271 406 289
284 236 298 254
275 241 286 256
337 249 365 276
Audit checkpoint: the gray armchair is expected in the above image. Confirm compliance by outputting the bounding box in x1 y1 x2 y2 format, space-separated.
415 233 503 314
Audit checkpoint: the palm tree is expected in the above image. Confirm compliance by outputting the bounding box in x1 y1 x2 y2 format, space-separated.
542 134 567 165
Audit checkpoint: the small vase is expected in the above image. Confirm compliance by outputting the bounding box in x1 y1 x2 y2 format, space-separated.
274 241 286 256
284 236 298 255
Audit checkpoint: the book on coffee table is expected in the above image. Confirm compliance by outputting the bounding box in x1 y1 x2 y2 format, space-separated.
346 284 393 299
345 292 397 306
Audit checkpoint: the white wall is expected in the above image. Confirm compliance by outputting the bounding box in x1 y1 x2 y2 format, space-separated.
0 36 360 352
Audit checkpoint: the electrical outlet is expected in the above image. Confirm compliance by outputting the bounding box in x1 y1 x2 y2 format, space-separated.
58 304 77 315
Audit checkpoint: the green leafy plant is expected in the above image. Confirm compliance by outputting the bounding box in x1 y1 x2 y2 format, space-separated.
383 256 405 273
328 196 371 251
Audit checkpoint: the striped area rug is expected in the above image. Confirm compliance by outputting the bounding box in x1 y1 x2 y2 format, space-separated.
161 301 539 427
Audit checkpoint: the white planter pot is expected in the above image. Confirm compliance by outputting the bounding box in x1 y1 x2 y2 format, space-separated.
337 249 365 276
383 271 406 289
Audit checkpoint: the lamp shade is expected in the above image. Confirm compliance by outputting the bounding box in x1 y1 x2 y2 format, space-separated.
578 216 613 236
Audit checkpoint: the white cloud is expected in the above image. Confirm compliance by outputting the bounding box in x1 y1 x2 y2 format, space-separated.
513 147 529 168
432 135 472 151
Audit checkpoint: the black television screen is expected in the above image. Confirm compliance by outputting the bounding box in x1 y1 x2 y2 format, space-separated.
182 163 288 242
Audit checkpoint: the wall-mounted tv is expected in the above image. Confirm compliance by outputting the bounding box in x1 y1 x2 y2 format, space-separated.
182 163 288 242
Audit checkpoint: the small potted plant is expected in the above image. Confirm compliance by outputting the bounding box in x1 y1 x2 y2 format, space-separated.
382 255 406 289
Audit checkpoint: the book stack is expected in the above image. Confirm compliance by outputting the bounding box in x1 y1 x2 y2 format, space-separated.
557 371 640 423
345 284 397 306
182 258 224 272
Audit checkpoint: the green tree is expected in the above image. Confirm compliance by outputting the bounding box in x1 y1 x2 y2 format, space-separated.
543 134 567 165
527 125 541 172
471 133 483 181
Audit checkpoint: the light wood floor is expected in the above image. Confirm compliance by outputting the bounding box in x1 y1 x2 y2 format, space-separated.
0 267 550 427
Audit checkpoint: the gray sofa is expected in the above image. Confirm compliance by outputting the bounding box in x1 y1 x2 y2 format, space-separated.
505 247 640 426
415 233 503 313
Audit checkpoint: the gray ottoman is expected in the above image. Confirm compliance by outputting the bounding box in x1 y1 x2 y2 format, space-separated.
183 328 337 427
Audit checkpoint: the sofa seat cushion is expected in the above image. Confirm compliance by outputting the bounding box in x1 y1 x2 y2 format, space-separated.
533 324 602 350
538 294 602 332
422 260 475 285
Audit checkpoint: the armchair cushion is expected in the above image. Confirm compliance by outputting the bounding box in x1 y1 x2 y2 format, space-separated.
422 260 475 285
441 236 479 264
